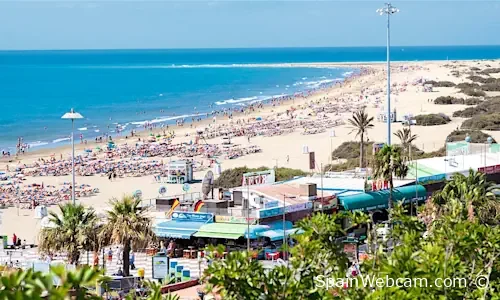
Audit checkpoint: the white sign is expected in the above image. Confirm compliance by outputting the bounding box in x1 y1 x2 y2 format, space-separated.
152 256 169 279
242 170 276 186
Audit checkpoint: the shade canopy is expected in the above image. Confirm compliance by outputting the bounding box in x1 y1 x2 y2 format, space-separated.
339 185 427 211
154 221 205 239
257 220 302 241
61 109 84 120
193 223 269 240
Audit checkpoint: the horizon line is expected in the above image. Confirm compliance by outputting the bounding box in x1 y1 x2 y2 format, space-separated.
1 44 500 52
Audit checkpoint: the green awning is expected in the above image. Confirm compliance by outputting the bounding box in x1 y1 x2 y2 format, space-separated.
193 223 268 240
339 185 427 211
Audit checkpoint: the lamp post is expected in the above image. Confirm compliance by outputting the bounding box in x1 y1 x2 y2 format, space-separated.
282 194 296 261
247 183 250 254
329 130 336 164
377 3 399 145
61 108 84 205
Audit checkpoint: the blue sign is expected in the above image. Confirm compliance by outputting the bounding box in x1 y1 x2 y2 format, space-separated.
258 202 313 219
171 212 213 223
182 183 190 192
417 174 446 185
265 201 279 209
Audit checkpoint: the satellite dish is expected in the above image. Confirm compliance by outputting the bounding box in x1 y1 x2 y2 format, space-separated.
159 186 167 195
202 171 214 200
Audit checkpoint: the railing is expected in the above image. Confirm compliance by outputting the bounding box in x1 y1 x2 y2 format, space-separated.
153 205 258 218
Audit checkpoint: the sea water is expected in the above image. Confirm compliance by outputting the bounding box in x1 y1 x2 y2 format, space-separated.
0 46 499 151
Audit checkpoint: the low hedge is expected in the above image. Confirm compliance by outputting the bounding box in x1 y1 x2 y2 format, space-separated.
467 75 497 84
465 98 482 105
415 114 451 126
461 113 500 131
424 80 456 87
461 88 486 97
434 96 464 105
479 68 500 75
457 82 481 90
331 141 374 160
446 130 496 143
214 166 307 188
480 82 500 92
453 98 500 118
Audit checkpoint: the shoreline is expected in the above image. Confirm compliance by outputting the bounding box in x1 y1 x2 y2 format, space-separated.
4 58 500 243
4 58 500 154
1 65 369 158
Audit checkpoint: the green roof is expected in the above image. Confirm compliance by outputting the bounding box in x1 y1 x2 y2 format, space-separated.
339 185 427 211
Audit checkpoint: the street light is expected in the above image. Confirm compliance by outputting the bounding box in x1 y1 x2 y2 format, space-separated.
282 194 296 261
377 3 399 145
61 108 84 205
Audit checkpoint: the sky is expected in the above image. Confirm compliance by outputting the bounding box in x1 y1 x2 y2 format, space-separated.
0 1 499 50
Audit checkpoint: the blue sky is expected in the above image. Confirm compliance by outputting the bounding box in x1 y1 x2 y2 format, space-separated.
0 1 499 50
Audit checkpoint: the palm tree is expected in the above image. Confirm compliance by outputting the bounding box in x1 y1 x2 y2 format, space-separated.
347 107 374 168
39 203 98 265
394 128 418 158
432 169 500 225
373 145 408 213
100 195 154 276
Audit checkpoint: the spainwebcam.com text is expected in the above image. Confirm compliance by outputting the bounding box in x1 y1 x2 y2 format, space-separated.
314 275 489 289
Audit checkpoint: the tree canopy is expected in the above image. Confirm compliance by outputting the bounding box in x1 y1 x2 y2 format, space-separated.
205 170 500 299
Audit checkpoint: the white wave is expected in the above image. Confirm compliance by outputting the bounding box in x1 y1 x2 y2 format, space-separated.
52 137 70 144
302 78 344 89
94 129 100 133
343 71 354 77
75 63 343 70
78 127 88 131
215 96 259 106
131 114 202 126
28 141 49 148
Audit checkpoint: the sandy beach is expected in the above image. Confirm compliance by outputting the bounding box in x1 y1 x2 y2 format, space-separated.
2 59 500 244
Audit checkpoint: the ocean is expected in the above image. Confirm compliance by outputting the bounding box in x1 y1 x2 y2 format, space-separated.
1 45 499 152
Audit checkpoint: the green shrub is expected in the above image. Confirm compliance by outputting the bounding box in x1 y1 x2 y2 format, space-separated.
446 130 496 143
424 80 456 87
331 141 374 160
414 147 446 159
467 75 497 84
457 82 481 90
434 96 464 105
415 114 451 126
461 113 500 131
214 166 307 188
464 98 482 105
480 82 500 92
453 98 500 118
323 158 359 172
461 88 486 97
479 68 500 75
470 67 481 71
